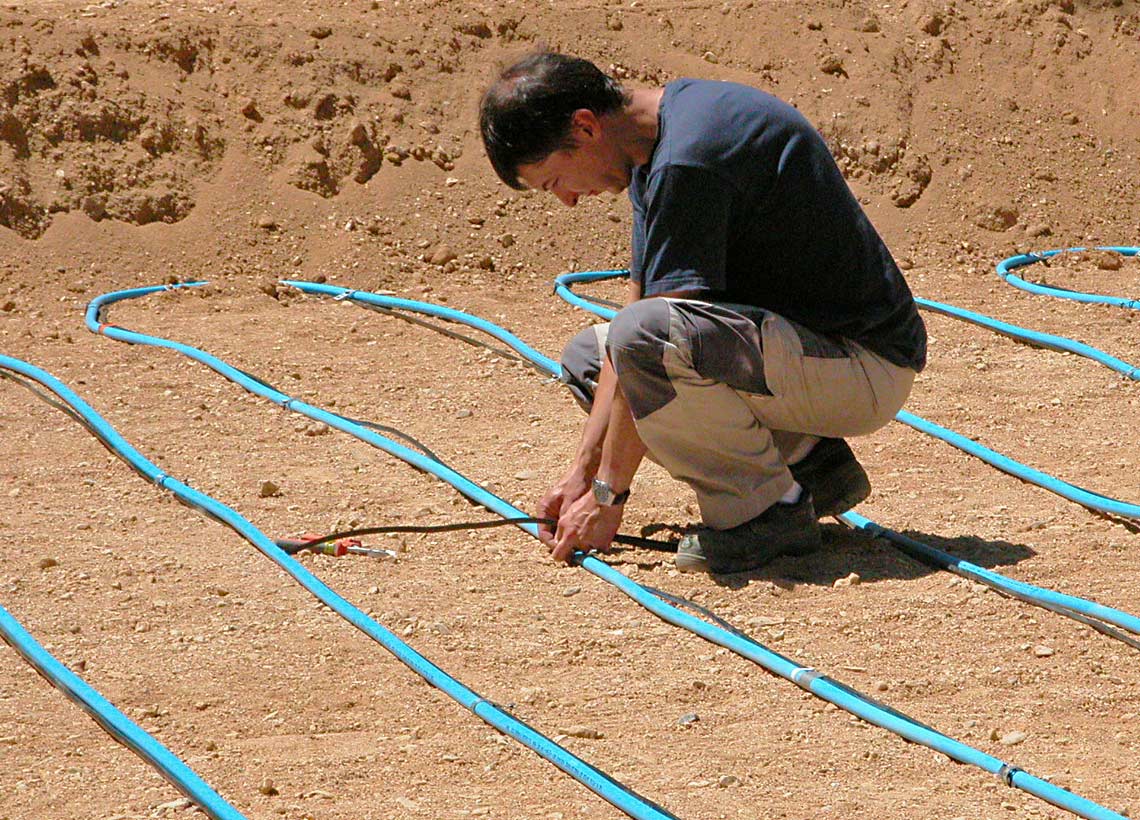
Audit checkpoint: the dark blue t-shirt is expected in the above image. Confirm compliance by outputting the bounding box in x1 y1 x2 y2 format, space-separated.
629 79 926 371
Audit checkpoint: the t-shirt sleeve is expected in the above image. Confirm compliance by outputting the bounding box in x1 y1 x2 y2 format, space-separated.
637 164 734 296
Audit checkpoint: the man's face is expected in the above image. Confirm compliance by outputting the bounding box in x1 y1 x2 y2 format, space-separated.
516 112 630 207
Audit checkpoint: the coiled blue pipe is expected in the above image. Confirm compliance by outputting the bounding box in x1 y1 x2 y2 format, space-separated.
997 247 1139 310
4 351 677 820
0 589 244 820
86 281 1130 819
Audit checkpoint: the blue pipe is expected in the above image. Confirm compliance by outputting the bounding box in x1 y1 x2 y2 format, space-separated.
2 353 677 820
87 282 1129 819
996 247 1140 310
0 597 245 820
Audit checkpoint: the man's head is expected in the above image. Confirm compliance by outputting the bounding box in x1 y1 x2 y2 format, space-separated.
479 52 628 194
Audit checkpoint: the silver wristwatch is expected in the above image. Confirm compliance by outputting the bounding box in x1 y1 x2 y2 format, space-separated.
592 479 630 506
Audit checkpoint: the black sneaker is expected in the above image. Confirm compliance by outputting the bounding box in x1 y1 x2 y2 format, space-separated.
790 438 871 518
675 493 822 574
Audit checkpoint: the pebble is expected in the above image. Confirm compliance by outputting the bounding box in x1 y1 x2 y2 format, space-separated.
38 557 59 570
677 712 700 726
819 54 845 75
259 480 281 498
429 245 457 266
560 725 603 739
514 469 537 481
155 798 193 812
256 214 277 231
561 586 581 597
1033 645 1055 657
717 774 741 788
833 572 861 588
456 408 473 418
999 730 1027 746
259 778 279 795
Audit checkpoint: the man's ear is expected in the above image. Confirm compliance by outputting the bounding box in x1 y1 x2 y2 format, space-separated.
569 109 602 143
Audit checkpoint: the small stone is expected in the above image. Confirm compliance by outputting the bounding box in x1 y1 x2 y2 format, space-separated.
1 300 16 312
875 681 889 692
259 480 281 498
256 214 277 231
999 730 1027 746
240 98 261 121
833 572 861 588
429 245 458 266
701 51 718 64
499 233 516 248
919 12 945 35
1089 250 1124 271
974 203 1019 232
1033 645 1055 657
857 15 880 32
677 712 700 726
38 557 59 570
1025 223 1053 238
205 740 218 751
717 774 741 788
560 725 603 739
156 798 193 812
455 408 473 419
818 53 846 76
309 25 332 39
258 778 279 795
562 586 581 597
806 19 823 30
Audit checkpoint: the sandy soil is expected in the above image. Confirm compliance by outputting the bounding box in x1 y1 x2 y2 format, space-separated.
1 1 1138 819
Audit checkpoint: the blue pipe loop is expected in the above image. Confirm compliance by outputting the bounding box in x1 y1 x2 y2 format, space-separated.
222 282 1135 817
0 595 244 820
4 353 677 820
997 247 1140 310
87 282 1130 819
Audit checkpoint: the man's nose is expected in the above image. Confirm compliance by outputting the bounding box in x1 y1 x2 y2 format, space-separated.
553 187 578 207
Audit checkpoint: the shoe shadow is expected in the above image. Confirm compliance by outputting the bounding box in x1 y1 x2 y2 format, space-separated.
702 522 1038 590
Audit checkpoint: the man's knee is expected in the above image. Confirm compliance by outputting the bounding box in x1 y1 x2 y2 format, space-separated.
607 300 675 419
560 325 605 412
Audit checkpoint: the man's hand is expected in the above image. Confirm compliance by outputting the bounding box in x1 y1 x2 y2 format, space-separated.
551 491 623 564
536 468 591 549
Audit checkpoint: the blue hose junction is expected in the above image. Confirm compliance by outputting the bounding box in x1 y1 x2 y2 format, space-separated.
72 262 1134 819
0 353 678 820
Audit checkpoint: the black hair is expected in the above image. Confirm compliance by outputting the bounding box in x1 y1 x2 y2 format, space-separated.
479 52 627 190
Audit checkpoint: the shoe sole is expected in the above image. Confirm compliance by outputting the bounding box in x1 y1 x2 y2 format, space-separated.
675 539 821 575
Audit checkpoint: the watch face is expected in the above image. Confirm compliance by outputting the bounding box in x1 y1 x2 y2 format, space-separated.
592 479 612 504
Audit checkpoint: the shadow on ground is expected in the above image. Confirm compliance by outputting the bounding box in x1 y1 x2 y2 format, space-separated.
622 520 1037 590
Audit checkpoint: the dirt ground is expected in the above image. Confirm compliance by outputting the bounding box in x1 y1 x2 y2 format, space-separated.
1 1 1138 819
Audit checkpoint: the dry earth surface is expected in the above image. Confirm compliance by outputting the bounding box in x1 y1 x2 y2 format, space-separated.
1 1 1138 819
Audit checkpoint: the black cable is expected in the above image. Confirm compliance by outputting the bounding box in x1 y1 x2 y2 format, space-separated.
278 517 676 553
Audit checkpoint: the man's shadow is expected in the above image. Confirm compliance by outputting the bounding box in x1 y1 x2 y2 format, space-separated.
626 520 1036 589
